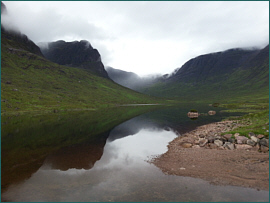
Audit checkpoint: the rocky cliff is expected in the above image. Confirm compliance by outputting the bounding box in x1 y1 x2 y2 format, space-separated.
40 40 109 78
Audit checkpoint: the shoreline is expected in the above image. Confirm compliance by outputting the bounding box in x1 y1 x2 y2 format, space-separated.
151 120 269 191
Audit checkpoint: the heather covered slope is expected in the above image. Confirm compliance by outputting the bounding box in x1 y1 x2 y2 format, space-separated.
1 29 161 114
142 46 269 102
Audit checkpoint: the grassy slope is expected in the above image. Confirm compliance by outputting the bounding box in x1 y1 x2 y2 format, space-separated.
142 53 269 103
1 44 162 114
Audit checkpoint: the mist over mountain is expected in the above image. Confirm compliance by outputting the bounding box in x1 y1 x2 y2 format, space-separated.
39 40 109 79
1 2 43 57
106 66 166 91
141 46 269 101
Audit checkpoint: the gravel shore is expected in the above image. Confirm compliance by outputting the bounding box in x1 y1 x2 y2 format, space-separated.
151 120 269 191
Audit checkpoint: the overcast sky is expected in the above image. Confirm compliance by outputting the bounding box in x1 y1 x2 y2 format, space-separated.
2 1 269 76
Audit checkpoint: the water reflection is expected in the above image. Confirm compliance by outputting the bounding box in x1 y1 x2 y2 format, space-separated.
2 105 268 202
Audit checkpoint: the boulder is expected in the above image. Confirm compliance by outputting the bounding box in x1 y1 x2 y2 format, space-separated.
246 139 256 146
259 138 269 147
199 139 208 147
250 136 259 143
234 133 240 137
236 136 248 144
235 144 253 150
223 134 233 140
248 132 256 137
228 138 236 143
214 140 223 147
257 134 265 139
208 143 218 149
208 110 216 115
207 136 215 143
199 134 205 138
223 142 235 150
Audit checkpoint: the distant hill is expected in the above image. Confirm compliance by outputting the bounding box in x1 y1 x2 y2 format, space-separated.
39 40 109 79
106 66 162 91
142 46 269 102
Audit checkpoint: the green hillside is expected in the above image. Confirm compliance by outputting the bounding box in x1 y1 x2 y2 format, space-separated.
142 46 269 103
1 30 161 114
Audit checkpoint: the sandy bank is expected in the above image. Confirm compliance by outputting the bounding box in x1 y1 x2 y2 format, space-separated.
151 121 269 191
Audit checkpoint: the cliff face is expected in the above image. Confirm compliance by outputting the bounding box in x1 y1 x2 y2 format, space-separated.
40 40 109 78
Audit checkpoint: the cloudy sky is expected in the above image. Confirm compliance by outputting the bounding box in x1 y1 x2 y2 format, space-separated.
2 1 269 76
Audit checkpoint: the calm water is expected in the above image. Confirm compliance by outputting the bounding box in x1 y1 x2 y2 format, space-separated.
1 104 269 202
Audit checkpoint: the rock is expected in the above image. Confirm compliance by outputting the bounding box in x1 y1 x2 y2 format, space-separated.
208 143 218 149
259 138 269 147
180 142 193 148
236 136 248 144
248 132 256 137
199 134 205 138
223 134 233 140
194 140 200 145
257 134 265 139
208 110 216 115
260 145 269 153
235 144 253 150
228 138 236 143
223 142 235 150
192 145 200 149
246 139 256 146
207 136 215 143
187 112 199 118
199 139 208 147
251 136 259 143
214 140 223 147
234 133 240 137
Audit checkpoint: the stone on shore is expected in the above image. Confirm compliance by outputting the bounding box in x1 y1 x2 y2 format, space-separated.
236 136 248 144
259 138 269 147
257 134 265 139
199 139 208 147
235 144 253 150
251 136 259 143
246 139 256 146
180 142 193 148
223 134 233 140
223 142 235 150
214 140 223 147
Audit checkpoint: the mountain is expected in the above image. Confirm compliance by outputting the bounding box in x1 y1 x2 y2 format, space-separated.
39 40 109 78
142 46 269 102
106 66 162 91
1 3 160 113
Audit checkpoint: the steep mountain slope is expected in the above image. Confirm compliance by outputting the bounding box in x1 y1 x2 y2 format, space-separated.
106 66 161 90
142 46 269 102
1 6 160 113
39 40 109 78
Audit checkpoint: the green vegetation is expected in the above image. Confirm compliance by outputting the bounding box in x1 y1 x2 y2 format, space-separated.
1 45 163 114
221 101 269 138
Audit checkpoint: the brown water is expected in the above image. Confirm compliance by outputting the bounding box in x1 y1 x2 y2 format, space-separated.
2 105 269 202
